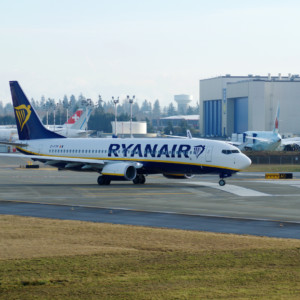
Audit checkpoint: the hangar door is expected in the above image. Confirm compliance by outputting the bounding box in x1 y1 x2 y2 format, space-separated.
204 100 222 136
234 97 248 133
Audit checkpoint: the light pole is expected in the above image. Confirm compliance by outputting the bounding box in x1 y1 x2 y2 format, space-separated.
43 103 49 127
112 96 119 137
53 103 57 131
127 95 135 138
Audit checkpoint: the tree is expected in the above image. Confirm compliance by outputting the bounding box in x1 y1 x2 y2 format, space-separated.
88 110 115 133
153 99 161 118
132 102 140 116
186 106 195 115
141 100 152 115
0 115 15 125
167 102 176 116
0 101 4 114
164 121 174 135
144 117 154 133
4 103 13 115
97 95 104 113
176 119 188 136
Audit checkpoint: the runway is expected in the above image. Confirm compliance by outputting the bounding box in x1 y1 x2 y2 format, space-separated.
1 156 300 238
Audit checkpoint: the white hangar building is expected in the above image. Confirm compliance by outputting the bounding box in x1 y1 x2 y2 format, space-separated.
199 74 300 137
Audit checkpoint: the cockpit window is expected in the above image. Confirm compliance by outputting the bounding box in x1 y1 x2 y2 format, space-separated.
222 149 240 154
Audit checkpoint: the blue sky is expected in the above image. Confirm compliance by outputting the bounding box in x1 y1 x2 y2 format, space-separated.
1 0 300 106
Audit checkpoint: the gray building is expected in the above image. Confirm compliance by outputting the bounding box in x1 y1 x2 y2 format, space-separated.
200 74 300 137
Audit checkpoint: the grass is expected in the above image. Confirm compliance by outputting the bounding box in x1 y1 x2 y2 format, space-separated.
243 164 300 172
0 215 300 299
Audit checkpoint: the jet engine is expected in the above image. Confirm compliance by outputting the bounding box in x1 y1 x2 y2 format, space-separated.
163 173 194 179
101 162 137 181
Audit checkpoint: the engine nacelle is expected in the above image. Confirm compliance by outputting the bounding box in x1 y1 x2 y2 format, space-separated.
101 162 137 181
163 173 194 179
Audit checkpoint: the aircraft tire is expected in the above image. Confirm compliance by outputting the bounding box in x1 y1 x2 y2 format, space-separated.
98 176 111 185
97 176 105 185
133 176 140 184
133 174 146 184
104 178 111 185
219 179 226 186
139 175 146 184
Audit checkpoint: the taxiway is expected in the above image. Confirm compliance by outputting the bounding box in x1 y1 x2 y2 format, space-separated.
0 156 300 238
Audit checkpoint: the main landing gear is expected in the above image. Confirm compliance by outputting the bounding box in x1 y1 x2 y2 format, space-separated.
133 174 146 184
97 174 146 185
97 175 111 185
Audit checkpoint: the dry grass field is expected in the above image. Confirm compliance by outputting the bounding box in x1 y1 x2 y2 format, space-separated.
0 215 300 299
244 164 300 172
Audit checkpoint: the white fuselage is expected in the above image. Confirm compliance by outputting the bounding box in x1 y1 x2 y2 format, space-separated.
46 125 88 138
0 128 18 142
242 131 282 151
18 137 251 175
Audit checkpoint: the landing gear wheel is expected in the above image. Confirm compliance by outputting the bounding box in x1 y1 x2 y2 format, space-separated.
97 176 105 185
139 174 146 184
219 179 226 186
133 174 146 184
97 176 111 185
104 178 111 185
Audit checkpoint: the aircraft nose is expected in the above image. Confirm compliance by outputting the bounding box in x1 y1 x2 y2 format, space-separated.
239 153 252 170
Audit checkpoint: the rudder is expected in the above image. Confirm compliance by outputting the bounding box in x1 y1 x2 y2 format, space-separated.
10 81 65 140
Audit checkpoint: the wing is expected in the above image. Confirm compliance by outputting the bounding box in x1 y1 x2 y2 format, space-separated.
0 153 143 172
0 153 105 171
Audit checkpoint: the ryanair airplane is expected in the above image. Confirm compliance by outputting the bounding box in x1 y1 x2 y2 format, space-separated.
1 81 251 186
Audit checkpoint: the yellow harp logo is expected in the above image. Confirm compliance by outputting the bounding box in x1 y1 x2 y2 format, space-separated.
15 105 32 131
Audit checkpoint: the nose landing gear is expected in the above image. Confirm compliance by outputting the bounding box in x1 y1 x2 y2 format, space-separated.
219 179 226 186
219 173 232 186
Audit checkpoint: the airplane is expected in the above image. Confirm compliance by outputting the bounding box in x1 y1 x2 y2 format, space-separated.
0 81 251 186
0 107 92 142
280 137 300 151
46 107 93 138
231 104 282 151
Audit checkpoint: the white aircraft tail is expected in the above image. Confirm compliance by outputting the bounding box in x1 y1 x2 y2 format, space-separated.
273 103 280 134
65 107 93 130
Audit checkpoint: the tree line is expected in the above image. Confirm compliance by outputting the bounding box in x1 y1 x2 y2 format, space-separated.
0 94 199 134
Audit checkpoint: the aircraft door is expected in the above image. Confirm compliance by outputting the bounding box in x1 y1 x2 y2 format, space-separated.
205 146 213 162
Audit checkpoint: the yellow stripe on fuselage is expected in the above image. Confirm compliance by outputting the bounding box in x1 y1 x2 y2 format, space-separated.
16 146 241 172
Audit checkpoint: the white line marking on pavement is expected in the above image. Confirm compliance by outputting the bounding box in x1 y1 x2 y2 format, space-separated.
183 181 271 197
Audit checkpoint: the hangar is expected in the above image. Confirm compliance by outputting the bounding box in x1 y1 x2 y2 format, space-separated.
199 74 300 137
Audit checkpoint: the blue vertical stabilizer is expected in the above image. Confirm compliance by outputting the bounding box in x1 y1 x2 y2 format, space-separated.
10 81 65 140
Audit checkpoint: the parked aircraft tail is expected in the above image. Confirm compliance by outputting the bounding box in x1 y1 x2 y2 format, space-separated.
273 103 280 134
10 81 65 140
65 109 84 125
67 107 93 130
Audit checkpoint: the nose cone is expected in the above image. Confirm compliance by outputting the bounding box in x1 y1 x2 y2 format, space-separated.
239 153 252 170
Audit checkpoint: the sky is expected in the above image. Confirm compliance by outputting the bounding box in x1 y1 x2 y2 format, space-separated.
1 0 300 107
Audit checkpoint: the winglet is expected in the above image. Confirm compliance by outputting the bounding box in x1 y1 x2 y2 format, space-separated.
187 129 193 139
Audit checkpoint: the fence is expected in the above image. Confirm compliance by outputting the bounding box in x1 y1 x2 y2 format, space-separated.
244 152 300 165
